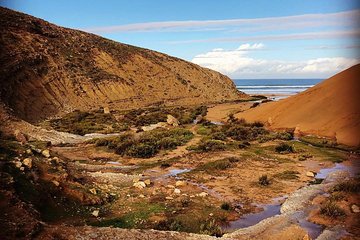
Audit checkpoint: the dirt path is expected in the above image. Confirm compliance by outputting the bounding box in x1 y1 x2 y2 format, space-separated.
206 102 252 123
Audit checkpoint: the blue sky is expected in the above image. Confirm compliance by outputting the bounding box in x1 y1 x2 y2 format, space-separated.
1 0 359 79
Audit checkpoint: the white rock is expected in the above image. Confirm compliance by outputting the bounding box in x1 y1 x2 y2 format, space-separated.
23 158 32 168
42 149 51 158
52 180 60 186
306 171 315 177
351 204 360 213
175 181 186 187
174 188 181 194
165 196 174 200
26 149 32 155
166 185 175 189
139 194 145 198
92 210 100 217
144 179 151 186
89 188 97 195
133 181 146 189
198 192 208 197
20 167 25 171
103 107 110 114
14 161 22 168
167 115 180 126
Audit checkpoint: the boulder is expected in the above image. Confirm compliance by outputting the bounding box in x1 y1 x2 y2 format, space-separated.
42 149 51 158
144 179 151 186
198 192 208 197
167 115 180 126
133 181 146 189
351 204 360 213
92 210 100 217
306 171 315 177
103 107 110 114
22 158 32 168
14 130 27 144
174 188 181 194
175 180 186 187
89 188 97 195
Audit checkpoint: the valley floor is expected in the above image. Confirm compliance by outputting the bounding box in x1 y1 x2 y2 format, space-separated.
1 103 359 240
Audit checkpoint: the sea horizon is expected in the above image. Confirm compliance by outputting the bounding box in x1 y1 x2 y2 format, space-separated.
232 78 323 99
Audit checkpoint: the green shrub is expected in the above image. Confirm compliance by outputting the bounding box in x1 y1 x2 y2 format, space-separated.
275 143 294 153
258 175 270 186
220 202 231 211
320 201 345 218
199 219 223 237
126 143 159 158
275 170 300 180
192 139 226 152
332 181 360 193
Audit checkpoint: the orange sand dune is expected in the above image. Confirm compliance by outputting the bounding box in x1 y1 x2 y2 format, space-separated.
236 64 360 147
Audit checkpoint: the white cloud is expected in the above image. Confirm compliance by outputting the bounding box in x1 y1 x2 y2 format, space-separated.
168 29 360 44
84 10 359 33
191 45 359 78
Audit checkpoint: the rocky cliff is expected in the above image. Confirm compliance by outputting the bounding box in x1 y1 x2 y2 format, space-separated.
0 7 245 123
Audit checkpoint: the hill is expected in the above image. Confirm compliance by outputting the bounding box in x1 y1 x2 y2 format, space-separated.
236 64 360 147
0 7 245 123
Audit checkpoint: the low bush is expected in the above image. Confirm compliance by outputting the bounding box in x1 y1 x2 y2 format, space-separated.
220 202 231 211
258 175 270 186
332 181 360 193
191 139 226 152
320 201 345 218
199 219 223 237
274 170 300 180
275 143 294 153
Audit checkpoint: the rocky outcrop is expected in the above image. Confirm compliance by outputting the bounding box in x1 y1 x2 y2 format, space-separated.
0 7 246 123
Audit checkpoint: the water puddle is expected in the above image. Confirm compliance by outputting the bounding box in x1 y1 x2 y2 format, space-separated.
315 162 358 180
298 219 324 239
223 196 286 231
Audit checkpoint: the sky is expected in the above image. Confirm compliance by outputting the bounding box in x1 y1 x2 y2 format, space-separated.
1 0 359 79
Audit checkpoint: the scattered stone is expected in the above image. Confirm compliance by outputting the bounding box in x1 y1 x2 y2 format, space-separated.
14 130 27 144
144 179 151 186
297 164 303 167
14 161 22 168
52 180 60 187
26 149 33 155
42 149 51 158
167 115 180 126
198 192 208 197
175 180 186 187
302 234 310 240
174 188 181 194
166 184 175 189
209 213 213 216
193 115 203 124
133 177 140 183
103 107 110 114
190 195 195 198
142 122 168 131
139 194 145 198
92 210 99 217
22 158 32 168
306 171 315 177
133 181 146 189
89 188 97 195
20 167 25 171
165 196 174 200
351 204 360 213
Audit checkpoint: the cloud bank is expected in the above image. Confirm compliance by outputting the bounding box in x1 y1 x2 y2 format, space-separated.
84 10 359 33
192 44 359 78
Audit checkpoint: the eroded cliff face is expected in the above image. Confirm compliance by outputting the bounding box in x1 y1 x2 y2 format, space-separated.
0 7 246 123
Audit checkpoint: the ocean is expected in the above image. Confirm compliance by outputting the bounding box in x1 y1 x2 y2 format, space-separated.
233 79 323 100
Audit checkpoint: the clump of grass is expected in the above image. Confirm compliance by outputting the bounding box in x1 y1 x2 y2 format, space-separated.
329 192 345 201
50 109 126 135
274 170 300 180
332 181 360 193
258 174 270 186
199 219 223 237
275 143 294 153
320 201 345 218
189 139 226 152
90 128 193 158
220 202 231 211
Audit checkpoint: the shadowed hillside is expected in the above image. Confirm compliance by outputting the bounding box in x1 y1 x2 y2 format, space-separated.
0 7 246 123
